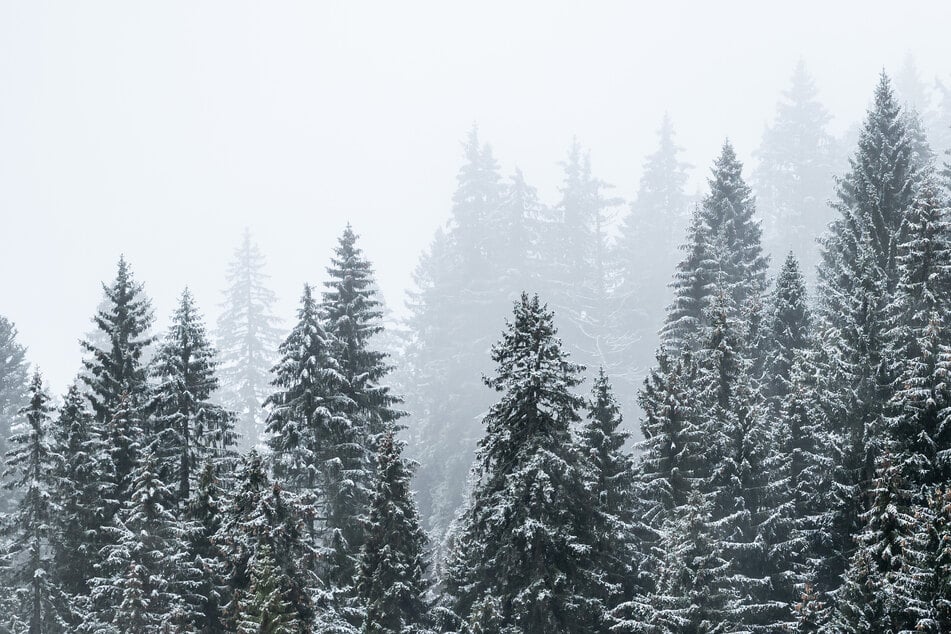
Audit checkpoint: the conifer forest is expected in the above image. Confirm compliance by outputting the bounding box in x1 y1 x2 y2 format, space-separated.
5 2 951 633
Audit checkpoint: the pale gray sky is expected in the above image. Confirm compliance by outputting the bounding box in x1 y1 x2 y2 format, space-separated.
2 1 950 390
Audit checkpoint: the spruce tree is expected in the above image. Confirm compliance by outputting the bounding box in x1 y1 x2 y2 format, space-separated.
151 288 236 505
235 544 302 634
217 228 282 449
215 451 317 632
577 369 637 628
80 256 155 502
443 293 596 631
88 447 193 633
50 385 111 605
182 462 229 632
662 141 768 352
321 223 404 445
815 73 926 588
762 253 812 407
1 373 66 633
356 430 429 633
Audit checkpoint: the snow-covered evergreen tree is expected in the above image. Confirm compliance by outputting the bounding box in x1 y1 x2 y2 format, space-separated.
762 253 811 407
815 72 926 588
88 447 193 632
217 228 282 449
443 293 597 631
321 223 404 446
151 288 236 505
235 544 302 634
49 384 110 609
356 430 429 633
1 373 67 633
182 462 229 632
215 451 317 632
662 141 768 352
80 256 155 503
577 369 637 628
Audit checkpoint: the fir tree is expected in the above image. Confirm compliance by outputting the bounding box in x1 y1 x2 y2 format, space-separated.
443 293 596 631
80 256 155 501
321 223 404 445
1 373 66 633
815 72 925 588
215 451 317 631
50 385 111 605
151 289 236 505
356 430 429 633
88 447 193 633
577 369 637 628
235 544 302 634
182 462 229 632
663 141 768 351
762 253 812 407
217 228 282 449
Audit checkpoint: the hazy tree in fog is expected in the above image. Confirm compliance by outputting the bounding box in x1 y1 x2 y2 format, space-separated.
150 289 236 505
753 61 836 279
539 139 620 374
443 294 597 632
0 315 29 511
663 141 768 352
613 115 691 405
403 126 505 547
2 374 67 633
217 229 282 450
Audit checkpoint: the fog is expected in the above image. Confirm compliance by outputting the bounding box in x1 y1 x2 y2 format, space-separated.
2 1 949 390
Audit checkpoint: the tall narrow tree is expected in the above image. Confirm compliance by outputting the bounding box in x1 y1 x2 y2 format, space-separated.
217 229 282 449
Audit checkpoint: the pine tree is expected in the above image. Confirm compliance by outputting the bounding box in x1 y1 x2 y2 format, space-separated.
762 253 812 407
321 223 404 446
753 61 836 274
266 283 366 618
182 462 230 633
613 115 691 394
539 139 620 373
80 256 155 502
651 490 733 634
356 430 429 633
815 72 926 588
663 141 768 351
577 370 637 628
49 385 111 606
88 447 193 633
151 289 236 505
235 544 302 634
217 228 282 449
695 291 775 630
265 284 350 493
215 451 317 631
1 373 66 633
443 294 596 631
0 315 29 511
830 454 924 632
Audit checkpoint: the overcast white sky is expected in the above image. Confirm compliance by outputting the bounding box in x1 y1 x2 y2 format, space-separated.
2 1 951 391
